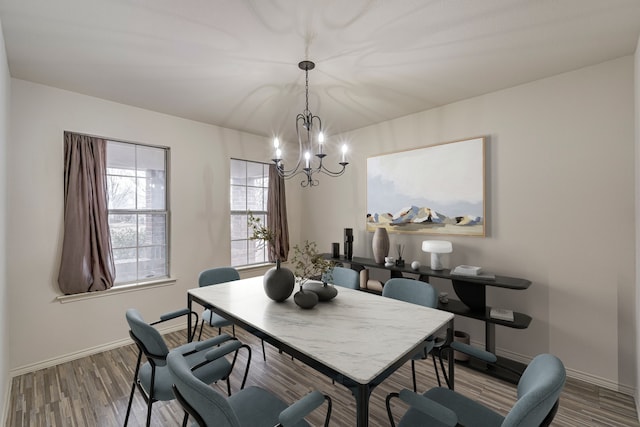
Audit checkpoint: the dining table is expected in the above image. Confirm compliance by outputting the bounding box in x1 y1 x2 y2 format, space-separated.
187 275 455 427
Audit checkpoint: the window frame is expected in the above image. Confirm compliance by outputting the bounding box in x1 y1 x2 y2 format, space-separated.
230 158 270 267
106 138 171 286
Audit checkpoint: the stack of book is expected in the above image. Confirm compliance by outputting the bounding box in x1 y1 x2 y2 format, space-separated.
451 265 495 279
490 308 514 322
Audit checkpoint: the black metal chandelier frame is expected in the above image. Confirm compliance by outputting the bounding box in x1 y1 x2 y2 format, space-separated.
273 60 349 187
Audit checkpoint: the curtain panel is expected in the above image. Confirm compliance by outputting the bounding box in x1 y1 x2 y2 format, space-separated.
58 132 115 294
267 164 290 262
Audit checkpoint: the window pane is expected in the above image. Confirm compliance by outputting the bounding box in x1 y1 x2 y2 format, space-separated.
231 240 248 267
136 145 165 172
113 248 138 283
230 185 246 211
107 141 136 174
230 159 247 185
247 187 266 211
246 162 265 187
108 176 136 209
136 145 166 210
138 245 167 279
137 171 166 210
109 214 137 248
248 239 266 264
138 214 166 246
230 214 248 240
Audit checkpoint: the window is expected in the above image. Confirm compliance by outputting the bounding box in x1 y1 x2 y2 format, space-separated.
106 141 169 285
230 159 269 267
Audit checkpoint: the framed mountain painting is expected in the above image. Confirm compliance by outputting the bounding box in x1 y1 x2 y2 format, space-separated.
367 136 486 236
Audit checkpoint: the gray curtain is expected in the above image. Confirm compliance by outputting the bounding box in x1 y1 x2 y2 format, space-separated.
267 164 289 262
58 132 115 294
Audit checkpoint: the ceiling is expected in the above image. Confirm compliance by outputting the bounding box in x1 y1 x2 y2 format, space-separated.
1 0 640 144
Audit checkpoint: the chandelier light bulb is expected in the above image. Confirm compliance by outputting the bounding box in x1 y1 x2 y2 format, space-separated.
341 144 348 162
275 148 282 159
273 137 280 148
304 151 311 168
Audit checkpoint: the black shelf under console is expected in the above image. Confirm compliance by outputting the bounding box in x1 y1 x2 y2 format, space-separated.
327 254 533 384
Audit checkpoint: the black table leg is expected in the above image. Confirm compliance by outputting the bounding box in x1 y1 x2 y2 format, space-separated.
187 295 193 342
353 384 371 427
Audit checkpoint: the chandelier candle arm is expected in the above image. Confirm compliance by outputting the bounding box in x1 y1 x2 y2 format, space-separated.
272 60 350 187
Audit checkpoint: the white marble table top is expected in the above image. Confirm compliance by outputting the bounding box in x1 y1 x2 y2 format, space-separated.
188 276 453 385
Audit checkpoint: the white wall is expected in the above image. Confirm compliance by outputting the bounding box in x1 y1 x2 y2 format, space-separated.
0 18 10 422
5 79 303 373
301 57 636 392
3 51 636 396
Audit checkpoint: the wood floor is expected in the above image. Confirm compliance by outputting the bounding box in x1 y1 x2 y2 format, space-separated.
7 325 640 426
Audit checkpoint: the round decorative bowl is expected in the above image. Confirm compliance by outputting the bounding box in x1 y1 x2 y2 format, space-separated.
301 280 338 302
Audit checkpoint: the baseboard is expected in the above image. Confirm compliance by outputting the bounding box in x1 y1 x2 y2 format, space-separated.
469 339 637 396
9 323 184 378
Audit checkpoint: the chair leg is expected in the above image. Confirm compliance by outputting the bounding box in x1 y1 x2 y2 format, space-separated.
261 339 266 362
145 400 153 427
411 360 417 392
432 353 442 387
124 351 143 426
197 320 205 341
232 324 236 337
123 381 136 426
182 411 189 427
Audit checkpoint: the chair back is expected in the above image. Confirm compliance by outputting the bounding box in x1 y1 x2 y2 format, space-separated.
199 267 240 287
126 308 170 363
382 278 437 308
323 266 359 289
501 353 566 427
167 351 240 427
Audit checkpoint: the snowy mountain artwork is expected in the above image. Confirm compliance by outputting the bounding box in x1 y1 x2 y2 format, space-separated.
367 137 485 236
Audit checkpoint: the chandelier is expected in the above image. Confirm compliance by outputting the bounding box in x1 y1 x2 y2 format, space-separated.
272 60 349 187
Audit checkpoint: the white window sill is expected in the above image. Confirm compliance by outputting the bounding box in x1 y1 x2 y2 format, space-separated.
236 263 273 272
56 278 176 304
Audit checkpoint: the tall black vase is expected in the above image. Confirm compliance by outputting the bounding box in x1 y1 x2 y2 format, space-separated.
263 259 295 302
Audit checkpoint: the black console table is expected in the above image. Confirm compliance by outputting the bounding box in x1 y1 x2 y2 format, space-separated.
326 255 533 383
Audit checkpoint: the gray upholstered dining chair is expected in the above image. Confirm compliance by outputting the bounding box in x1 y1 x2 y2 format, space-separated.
198 267 241 339
322 266 359 289
382 277 443 392
198 267 267 361
167 349 333 427
124 308 251 427
386 353 566 427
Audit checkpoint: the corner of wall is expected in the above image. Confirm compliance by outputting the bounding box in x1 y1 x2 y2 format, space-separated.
634 33 640 421
0 16 10 427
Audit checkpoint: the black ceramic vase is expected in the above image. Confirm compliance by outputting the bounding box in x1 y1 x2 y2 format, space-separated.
302 280 338 302
294 286 319 309
263 259 295 302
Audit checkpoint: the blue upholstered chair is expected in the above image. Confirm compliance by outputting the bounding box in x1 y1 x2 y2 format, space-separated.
198 267 241 339
167 349 333 427
386 353 566 427
198 267 267 361
382 277 443 392
124 308 251 427
322 266 359 289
